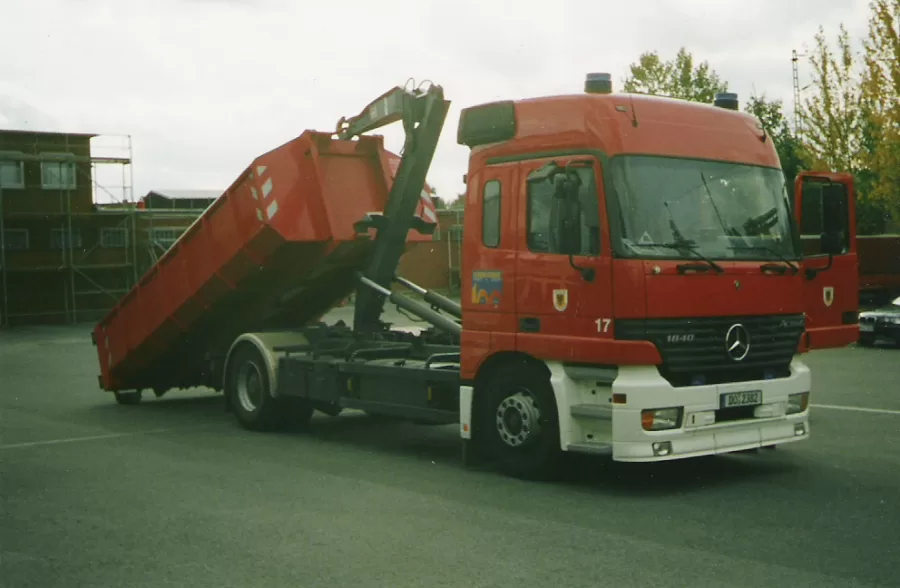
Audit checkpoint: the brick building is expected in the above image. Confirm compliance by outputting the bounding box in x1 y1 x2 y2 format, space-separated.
0 130 204 326
397 208 463 292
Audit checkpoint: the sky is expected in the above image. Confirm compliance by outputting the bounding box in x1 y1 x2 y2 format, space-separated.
1 0 871 203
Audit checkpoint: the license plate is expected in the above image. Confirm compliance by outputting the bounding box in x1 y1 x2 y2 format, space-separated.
859 323 874 332
720 390 762 409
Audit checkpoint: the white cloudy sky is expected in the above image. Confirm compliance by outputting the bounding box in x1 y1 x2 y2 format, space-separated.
1 0 870 202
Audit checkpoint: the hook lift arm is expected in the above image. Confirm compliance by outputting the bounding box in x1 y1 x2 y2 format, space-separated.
337 82 452 335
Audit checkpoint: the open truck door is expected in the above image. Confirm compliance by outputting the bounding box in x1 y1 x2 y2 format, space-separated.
795 172 860 349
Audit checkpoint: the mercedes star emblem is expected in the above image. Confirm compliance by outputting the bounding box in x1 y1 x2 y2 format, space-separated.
725 323 750 361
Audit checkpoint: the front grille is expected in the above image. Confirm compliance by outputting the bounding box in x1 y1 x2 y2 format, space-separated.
616 314 805 387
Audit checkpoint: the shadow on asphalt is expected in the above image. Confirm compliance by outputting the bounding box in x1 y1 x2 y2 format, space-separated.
559 452 796 495
89 393 799 495
87 392 224 416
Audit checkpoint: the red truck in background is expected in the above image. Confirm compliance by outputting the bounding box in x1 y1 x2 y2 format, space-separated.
856 233 900 306
92 76 860 480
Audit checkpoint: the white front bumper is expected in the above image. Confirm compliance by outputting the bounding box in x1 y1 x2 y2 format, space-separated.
612 413 809 462
550 357 812 462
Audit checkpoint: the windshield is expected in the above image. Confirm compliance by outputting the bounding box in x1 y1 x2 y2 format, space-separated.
609 155 799 260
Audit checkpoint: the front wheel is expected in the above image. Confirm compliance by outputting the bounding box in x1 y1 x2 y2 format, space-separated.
480 362 562 481
859 333 876 347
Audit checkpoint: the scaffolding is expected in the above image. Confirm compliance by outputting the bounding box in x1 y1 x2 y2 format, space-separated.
0 132 136 327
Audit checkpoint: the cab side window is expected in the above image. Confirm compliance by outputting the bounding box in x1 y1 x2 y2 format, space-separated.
526 167 600 255
483 180 501 248
801 180 850 252
800 183 824 236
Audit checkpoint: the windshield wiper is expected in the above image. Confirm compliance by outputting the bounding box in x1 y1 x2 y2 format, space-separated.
659 200 724 274
729 244 799 275
636 242 725 274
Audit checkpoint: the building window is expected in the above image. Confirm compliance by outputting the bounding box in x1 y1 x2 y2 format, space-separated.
101 228 128 248
0 152 25 189
50 228 83 250
41 153 77 190
482 180 501 248
2 229 29 251
150 228 184 250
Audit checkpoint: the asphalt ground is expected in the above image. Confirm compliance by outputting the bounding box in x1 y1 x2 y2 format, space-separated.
2 316 899 588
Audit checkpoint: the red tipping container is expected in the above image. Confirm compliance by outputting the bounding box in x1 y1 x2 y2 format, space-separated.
94 131 436 393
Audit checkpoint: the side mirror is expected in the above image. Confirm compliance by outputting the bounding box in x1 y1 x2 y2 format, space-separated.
820 229 843 255
559 221 581 255
553 174 582 255
819 185 847 255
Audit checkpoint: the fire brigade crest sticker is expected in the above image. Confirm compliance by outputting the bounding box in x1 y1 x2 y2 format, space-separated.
553 289 568 312
823 286 834 307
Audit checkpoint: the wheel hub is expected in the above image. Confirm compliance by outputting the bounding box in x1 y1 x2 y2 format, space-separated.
236 362 263 413
496 391 541 447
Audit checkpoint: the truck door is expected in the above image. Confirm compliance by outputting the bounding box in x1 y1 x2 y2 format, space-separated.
795 172 860 349
513 156 613 358
464 162 519 355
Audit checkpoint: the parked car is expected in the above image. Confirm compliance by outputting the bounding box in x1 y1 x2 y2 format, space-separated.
859 296 900 347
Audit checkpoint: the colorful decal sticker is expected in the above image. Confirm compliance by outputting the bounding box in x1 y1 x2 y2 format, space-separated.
553 288 569 312
472 270 503 305
823 286 834 307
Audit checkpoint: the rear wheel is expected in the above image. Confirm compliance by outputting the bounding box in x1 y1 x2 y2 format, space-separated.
227 345 312 430
114 390 142 405
480 362 562 481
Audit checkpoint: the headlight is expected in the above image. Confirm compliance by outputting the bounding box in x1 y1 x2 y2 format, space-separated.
641 407 682 431
787 392 809 414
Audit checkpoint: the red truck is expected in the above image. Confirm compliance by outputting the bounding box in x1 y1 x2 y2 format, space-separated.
92 77 859 480
857 235 900 304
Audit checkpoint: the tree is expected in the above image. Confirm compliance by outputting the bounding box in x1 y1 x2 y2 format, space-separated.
744 95 806 198
799 9 900 232
622 48 729 103
799 25 861 172
859 0 900 223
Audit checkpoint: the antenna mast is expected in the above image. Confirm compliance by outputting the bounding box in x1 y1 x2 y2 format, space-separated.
791 49 806 141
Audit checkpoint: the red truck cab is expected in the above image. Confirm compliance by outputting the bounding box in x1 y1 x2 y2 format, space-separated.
456 78 818 464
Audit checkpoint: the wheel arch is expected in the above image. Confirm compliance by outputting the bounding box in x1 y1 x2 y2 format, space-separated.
223 331 309 401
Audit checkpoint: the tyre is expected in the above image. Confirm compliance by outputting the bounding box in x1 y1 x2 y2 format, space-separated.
114 390 142 405
226 345 312 431
859 333 876 347
480 361 562 481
